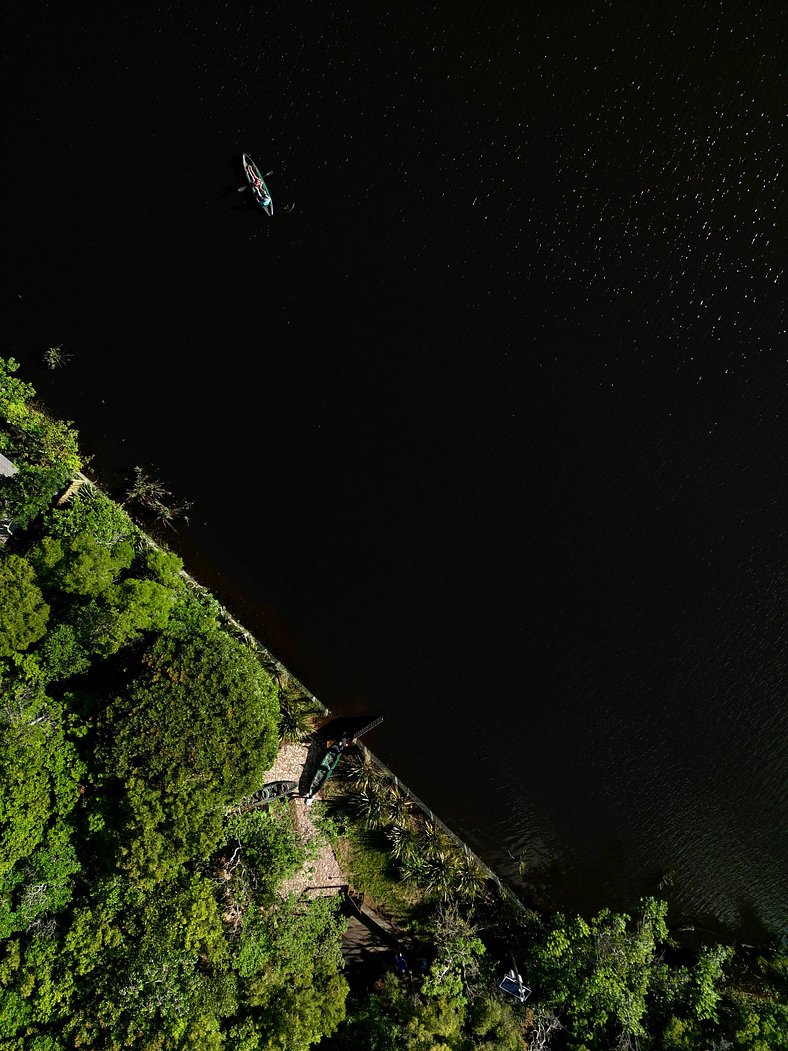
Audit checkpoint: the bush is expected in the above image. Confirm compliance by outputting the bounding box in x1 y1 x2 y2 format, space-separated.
224 806 305 899
44 486 137 548
0 358 81 527
145 546 183 588
36 624 91 682
0 555 49 657
101 628 279 884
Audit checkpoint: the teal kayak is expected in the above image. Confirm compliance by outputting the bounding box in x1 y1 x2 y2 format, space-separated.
303 717 383 805
242 153 273 216
304 734 351 805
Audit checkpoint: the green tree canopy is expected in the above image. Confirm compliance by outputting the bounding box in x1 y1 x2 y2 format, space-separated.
0 688 84 946
75 577 176 657
63 875 233 1049
34 624 92 683
239 896 348 1051
0 556 50 657
523 897 670 1048
0 358 81 527
145 547 184 588
43 485 137 547
101 628 279 883
31 533 134 597
0 694 83 882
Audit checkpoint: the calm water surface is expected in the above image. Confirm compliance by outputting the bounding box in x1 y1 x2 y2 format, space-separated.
2 1 785 939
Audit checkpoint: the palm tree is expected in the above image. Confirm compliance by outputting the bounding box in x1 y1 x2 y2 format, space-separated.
416 819 452 858
403 821 490 902
420 847 463 901
343 752 386 796
452 852 490 902
278 694 319 744
383 782 412 828
350 783 393 830
385 822 420 864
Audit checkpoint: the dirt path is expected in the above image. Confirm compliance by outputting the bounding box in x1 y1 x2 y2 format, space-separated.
262 741 346 899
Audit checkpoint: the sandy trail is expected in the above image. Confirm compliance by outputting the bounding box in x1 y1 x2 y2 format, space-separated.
262 741 346 899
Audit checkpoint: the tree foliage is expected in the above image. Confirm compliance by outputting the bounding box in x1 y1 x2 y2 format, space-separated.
523 897 670 1046
0 556 50 657
0 691 84 944
239 896 349 1051
43 485 137 548
0 358 81 527
35 624 91 683
101 628 279 884
61 875 234 1049
31 533 134 597
146 546 184 588
74 576 176 656
223 806 306 906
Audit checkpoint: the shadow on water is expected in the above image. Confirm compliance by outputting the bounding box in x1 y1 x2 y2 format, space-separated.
725 900 784 949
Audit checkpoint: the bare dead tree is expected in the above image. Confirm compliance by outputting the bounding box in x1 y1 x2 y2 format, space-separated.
27 916 57 938
527 1007 564 1051
124 466 169 508
43 344 72 369
124 466 192 528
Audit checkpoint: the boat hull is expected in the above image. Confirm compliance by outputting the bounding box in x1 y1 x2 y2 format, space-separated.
242 153 273 215
231 781 298 813
305 736 350 802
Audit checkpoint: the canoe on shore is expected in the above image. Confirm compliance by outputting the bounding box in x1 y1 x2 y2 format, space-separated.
304 734 351 804
304 716 383 805
232 781 298 812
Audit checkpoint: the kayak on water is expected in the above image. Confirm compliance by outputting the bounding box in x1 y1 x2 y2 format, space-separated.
241 153 273 216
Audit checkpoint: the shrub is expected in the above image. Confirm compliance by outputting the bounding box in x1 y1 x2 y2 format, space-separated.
0 555 50 657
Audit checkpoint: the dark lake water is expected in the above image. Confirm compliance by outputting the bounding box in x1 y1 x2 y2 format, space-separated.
3 1 785 940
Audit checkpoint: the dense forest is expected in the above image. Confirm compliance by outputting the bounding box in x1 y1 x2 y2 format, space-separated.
0 355 785 1049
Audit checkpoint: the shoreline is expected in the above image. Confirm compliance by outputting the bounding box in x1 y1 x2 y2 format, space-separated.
39 469 767 944
73 469 520 919
3 356 784 1049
